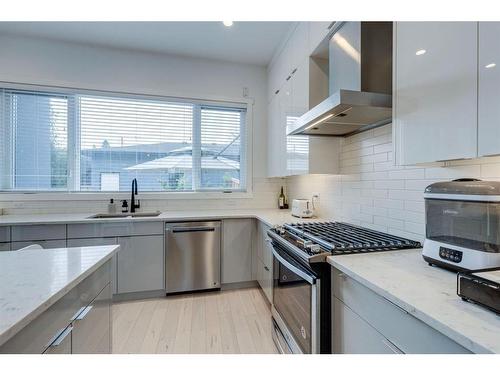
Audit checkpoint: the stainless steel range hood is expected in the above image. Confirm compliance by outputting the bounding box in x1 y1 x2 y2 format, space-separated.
288 22 393 136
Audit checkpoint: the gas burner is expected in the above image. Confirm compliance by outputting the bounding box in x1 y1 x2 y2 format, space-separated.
269 221 421 263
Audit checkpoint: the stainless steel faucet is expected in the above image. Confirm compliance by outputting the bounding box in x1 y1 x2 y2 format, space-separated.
131 178 140 213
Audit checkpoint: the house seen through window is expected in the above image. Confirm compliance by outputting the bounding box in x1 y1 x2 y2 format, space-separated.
0 88 247 193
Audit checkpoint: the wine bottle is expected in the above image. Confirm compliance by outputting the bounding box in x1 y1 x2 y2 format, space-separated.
279 186 285 209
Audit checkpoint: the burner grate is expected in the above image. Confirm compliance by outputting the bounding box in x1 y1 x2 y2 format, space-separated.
283 222 421 253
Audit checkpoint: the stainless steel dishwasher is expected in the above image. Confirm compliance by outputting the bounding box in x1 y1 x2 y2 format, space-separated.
165 221 221 294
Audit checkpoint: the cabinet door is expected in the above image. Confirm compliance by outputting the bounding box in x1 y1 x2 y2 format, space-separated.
309 22 333 54
11 239 67 250
290 22 309 70
332 297 402 354
478 22 500 157
72 284 111 354
116 235 164 294
287 62 311 176
267 94 286 177
0 226 10 242
280 80 295 176
43 325 73 354
68 237 118 295
222 219 253 284
394 22 478 165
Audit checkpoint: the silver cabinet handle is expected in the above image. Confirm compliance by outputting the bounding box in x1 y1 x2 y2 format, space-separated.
48 325 72 348
382 338 404 354
171 227 216 233
70 306 86 321
75 305 93 321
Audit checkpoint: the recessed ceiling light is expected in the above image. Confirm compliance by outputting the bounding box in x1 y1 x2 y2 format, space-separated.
223 21 233 27
416 49 426 56
486 63 496 69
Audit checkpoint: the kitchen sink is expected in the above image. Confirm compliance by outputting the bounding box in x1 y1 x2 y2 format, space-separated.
87 211 162 219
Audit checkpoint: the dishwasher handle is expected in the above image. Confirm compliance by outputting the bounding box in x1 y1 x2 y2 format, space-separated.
169 227 216 233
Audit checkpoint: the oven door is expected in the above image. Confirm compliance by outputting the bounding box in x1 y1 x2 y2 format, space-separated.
272 243 320 354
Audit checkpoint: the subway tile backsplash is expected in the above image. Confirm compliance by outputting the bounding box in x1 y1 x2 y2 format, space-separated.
286 123 500 242
0 177 283 215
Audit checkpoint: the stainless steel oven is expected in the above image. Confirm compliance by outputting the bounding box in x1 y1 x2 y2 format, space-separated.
271 244 321 354
268 221 420 354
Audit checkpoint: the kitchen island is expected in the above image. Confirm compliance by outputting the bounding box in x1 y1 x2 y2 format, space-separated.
0 245 119 353
328 249 500 354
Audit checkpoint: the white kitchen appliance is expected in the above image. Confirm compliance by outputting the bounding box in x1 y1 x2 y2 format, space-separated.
423 179 500 272
291 199 314 218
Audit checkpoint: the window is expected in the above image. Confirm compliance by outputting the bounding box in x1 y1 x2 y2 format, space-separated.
0 87 247 193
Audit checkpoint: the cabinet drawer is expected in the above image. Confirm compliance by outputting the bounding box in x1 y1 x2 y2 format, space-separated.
0 260 111 353
333 297 402 354
67 221 163 238
331 267 470 354
0 226 10 242
72 283 111 354
11 224 65 241
11 239 67 250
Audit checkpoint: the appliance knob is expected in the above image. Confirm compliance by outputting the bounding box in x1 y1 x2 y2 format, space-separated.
307 244 322 254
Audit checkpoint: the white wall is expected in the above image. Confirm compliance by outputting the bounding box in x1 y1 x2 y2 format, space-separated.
287 124 500 242
0 34 282 214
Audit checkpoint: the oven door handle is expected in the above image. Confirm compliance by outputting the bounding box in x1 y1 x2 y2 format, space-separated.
272 247 316 284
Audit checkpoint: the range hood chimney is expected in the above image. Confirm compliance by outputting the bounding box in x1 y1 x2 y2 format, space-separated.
288 22 393 136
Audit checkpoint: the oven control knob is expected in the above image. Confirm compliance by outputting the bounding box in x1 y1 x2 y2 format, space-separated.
308 244 322 254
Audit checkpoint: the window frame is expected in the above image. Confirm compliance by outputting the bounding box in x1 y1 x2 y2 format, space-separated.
0 83 253 201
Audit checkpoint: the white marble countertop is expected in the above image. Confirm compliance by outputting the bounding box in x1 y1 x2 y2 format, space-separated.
0 245 120 347
327 250 500 354
0 209 321 227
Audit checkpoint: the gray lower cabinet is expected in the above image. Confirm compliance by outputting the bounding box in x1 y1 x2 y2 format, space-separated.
67 237 118 294
11 224 66 242
0 242 10 251
333 297 402 354
11 239 67 250
331 267 471 354
67 222 165 296
0 226 10 242
72 283 112 354
222 219 253 284
1 260 111 354
116 235 164 294
254 221 272 303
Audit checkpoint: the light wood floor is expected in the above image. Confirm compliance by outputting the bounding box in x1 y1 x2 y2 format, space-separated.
112 287 278 354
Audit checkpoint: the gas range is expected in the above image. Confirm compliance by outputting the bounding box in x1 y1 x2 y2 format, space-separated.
269 221 421 354
268 221 422 264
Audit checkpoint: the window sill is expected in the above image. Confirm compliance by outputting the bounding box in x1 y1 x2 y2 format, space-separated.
0 190 254 201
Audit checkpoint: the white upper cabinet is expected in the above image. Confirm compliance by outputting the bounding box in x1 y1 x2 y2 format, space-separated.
267 94 286 177
394 22 478 165
267 22 341 177
478 22 500 157
309 22 332 54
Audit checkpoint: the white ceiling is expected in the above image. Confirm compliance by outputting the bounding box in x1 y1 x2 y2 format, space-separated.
0 21 294 66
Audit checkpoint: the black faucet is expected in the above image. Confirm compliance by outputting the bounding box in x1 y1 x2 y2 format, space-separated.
131 178 140 213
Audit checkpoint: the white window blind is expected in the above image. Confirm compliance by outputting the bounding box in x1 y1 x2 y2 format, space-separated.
200 107 244 190
0 89 70 190
0 87 247 193
286 115 309 174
